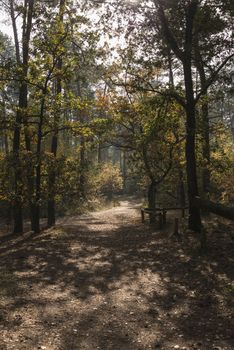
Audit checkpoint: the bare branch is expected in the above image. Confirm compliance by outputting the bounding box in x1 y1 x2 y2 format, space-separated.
195 53 234 103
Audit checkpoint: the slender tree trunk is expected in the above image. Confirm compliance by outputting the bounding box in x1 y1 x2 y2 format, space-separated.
79 135 86 199
47 133 58 227
194 38 211 196
168 48 174 87
33 91 47 233
12 106 23 234
122 150 126 191
2 93 9 155
148 180 156 223
2 92 12 228
201 102 210 194
33 147 42 233
159 4 202 231
97 143 102 163
183 62 201 232
10 0 20 63
47 0 65 227
13 77 30 233
4 133 9 156
47 77 59 227
10 0 35 234
10 0 23 234
179 169 186 208
23 0 35 231
24 98 36 231
76 79 86 200
33 134 42 233
77 79 86 198
47 64 58 227
142 145 157 222
183 1 202 233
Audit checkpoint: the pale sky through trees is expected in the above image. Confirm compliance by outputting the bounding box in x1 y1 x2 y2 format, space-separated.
0 9 13 38
0 4 124 55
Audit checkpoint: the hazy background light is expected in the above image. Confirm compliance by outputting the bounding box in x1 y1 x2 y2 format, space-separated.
0 10 14 38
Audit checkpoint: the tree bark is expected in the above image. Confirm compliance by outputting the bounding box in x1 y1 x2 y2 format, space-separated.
183 62 202 232
179 169 186 208
47 133 58 227
79 135 86 199
148 180 157 223
193 197 234 221
122 150 126 191
77 80 86 200
168 48 174 87
10 0 35 234
194 37 211 196
1 92 9 155
201 101 210 194
47 0 65 227
157 1 202 233
33 101 44 233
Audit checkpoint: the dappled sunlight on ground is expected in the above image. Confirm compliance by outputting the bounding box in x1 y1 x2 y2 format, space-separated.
0 199 233 349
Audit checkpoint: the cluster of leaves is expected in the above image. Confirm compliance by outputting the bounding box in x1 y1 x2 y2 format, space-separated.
110 91 185 187
53 158 123 214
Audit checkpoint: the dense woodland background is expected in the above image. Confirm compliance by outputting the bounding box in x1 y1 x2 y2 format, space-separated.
0 0 233 247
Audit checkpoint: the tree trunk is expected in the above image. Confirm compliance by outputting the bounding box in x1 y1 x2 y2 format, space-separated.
97 142 102 163
76 78 86 201
201 101 210 195
1 94 9 155
79 135 86 200
47 0 65 227
47 144 59 227
183 61 202 232
193 197 234 221
184 101 201 231
179 169 186 208
12 84 27 234
182 2 202 233
148 181 156 223
157 0 202 233
194 38 211 196
33 93 47 233
122 150 126 192
31 202 40 233
11 0 35 234
168 48 174 87
24 101 36 231
47 134 58 227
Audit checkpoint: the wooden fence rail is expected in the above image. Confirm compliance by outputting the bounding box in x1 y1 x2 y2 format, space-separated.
193 197 234 221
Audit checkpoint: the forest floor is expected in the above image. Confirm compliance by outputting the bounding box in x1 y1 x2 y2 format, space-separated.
0 198 233 350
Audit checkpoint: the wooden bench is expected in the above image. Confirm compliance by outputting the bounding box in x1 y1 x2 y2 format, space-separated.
161 206 188 218
141 208 167 227
141 206 188 226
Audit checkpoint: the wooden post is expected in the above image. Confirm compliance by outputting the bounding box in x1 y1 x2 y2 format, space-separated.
193 197 234 221
141 209 145 223
159 212 163 229
182 208 185 218
149 210 156 224
174 218 179 235
163 209 167 225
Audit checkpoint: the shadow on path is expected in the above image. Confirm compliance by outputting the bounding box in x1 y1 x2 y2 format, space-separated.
0 200 233 350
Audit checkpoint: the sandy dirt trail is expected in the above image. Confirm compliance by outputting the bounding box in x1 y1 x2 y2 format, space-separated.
0 199 233 350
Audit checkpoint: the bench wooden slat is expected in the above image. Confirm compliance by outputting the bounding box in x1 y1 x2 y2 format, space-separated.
141 206 187 223
141 207 166 226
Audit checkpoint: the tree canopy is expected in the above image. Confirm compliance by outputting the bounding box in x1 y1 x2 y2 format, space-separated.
0 0 233 247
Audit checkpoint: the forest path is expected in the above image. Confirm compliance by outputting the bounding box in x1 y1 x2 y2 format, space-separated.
0 199 233 350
